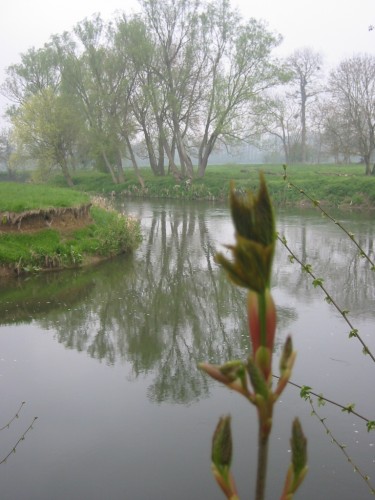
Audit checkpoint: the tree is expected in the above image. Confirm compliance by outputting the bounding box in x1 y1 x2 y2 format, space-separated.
11 89 83 186
0 43 85 184
54 15 137 184
256 94 301 163
327 54 375 175
0 129 13 176
316 98 353 163
194 0 283 176
286 48 323 163
1 0 285 181
136 0 283 178
0 45 61 108
138 0 204 179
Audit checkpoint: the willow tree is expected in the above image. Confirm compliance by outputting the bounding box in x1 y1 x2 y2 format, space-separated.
1 45 61 107
138 0 205 179
53 15 138 184
195 0 284 177
1 45 82 185
135 0 284 178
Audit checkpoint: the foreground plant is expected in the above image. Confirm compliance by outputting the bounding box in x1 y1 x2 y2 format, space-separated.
199 174 307 499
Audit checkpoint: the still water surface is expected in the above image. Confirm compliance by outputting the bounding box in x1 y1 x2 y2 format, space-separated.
0 199 374 499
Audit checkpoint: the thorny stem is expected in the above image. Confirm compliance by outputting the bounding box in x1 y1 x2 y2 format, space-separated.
307 397 375 496
278 234 375 363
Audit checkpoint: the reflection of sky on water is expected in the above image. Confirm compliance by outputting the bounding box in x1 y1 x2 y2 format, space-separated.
0 200 374 499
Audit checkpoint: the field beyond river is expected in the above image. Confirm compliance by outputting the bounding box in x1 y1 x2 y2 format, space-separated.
44 163 375 209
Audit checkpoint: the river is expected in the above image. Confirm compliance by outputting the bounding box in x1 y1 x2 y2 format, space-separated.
0 199 374 499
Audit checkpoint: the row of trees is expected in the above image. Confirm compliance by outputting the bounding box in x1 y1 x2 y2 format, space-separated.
261 50 375 175
1 0 375 185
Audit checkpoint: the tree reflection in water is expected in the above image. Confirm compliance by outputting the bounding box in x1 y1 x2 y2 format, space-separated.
0 201 297 405
3 202 373 406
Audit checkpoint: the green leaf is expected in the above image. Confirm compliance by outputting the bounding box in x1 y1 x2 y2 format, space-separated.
341 403 355 414
300 386 312 400
317 394 326 407
312 278 324 288
291 418 308 480
366 421 375 432
212 415 232 468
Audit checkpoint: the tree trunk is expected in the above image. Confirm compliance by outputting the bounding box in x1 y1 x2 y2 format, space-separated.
197 154 208 178
60 159 74 187
364 154 371 175
300 80 307 163
156 118 182 180
175 132 194 179
116 150 125 183
102 150 119 184
125 136 145 188
197 133 217 178
143 126 163 176
157 133 165 176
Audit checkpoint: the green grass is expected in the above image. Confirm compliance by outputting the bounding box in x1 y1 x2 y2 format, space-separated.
47 164 375 208
0 206 142 271
0 230 61 263
70 206 142 257
0 182 90 212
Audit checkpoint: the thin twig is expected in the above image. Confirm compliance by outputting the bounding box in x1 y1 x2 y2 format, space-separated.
273 375 373 426
0 402 26 431
307 397 375 496
282 169 375 271
0 417 38 466
278 234 375 363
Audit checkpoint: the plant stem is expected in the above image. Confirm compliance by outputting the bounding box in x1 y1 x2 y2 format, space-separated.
255 429 270 500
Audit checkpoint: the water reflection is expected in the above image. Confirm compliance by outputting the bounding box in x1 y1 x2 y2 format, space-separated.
0 202 373 406
1 200 374 500
275 209 375 319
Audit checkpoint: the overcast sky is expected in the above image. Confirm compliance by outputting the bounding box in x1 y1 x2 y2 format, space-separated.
1 0 374 123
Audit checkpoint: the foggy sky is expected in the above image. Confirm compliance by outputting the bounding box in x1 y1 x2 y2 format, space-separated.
1 0 374 124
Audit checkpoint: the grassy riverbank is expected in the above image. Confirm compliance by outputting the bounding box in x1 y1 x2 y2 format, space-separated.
0 183 142 277
47 164 375 209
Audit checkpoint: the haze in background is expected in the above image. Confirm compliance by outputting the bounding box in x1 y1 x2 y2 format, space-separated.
1 0 374 124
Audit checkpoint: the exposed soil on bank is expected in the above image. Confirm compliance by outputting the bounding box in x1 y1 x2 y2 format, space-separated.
0 204 94 279
0 204 92 234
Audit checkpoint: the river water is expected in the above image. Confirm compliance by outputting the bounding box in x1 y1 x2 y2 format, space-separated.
0 199 374 499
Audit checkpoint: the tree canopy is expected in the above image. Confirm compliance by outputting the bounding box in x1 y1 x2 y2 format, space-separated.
1 0 375 183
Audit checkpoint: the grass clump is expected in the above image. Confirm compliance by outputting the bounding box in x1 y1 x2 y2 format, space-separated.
73 206 142 257
0 206 142 275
